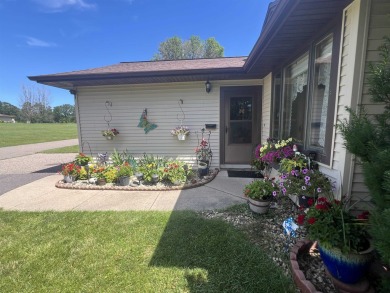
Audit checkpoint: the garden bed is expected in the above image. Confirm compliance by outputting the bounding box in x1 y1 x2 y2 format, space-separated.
56 168 219 191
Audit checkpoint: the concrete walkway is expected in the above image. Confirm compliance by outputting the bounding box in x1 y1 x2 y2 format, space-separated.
0 138 252 212
0 139 79 160
0 171 250 211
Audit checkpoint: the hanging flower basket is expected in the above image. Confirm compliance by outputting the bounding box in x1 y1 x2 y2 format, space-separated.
171 126 190 141
177 133 186 141
102 128 119 140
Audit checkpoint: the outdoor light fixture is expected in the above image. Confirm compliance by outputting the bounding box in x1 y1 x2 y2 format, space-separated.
205 81 211 93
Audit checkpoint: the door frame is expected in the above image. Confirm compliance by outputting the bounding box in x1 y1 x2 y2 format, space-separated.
220 86 262 165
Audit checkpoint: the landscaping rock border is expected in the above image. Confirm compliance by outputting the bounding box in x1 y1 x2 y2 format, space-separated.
55 169 219 191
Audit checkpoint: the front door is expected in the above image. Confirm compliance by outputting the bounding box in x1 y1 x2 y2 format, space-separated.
221 86 261 164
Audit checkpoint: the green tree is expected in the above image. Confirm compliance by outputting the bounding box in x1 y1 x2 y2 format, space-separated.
0 101 21 121
183 36 204 59
152 35 224 60
204 37 224 58
338 37 390 291
19 85 53 123
153 36 184 61
53 104 75 123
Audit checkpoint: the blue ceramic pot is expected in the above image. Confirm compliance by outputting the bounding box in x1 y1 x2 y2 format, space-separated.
318 242 373 284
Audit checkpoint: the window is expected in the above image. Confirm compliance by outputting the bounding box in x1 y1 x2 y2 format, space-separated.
271 73 282 139
282 53 309 142
274 33 337 165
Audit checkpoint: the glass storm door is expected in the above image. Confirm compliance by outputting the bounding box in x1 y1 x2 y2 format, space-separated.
224 96 253 163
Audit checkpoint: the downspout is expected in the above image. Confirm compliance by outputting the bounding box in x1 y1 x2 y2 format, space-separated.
70 89 83 152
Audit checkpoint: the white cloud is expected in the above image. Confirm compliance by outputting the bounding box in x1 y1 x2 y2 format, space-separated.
32 0 96 12
25 36 57 47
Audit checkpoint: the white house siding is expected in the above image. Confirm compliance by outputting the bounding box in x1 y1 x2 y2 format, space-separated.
331 0 389 207
76 80 261 169
351 0 390 205
262 73 272 143
331 0 370 202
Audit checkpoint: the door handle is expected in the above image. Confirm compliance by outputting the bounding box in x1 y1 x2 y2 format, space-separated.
225 126 228 134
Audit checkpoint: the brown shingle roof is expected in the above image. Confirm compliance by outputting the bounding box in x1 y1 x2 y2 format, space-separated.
51 57 247 76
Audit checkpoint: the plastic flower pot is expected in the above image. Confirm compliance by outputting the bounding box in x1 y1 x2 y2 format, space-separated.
118 176 130 186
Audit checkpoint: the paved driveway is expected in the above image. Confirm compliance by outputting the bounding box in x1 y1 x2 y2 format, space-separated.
0 139 78 195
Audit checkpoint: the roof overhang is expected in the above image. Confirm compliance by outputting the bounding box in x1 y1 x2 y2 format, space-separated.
245 0 353 77
28 67 259 90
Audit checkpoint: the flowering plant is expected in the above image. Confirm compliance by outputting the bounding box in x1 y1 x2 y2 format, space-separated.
162 160 189 184
280 168 334 198
61 162 81 177
102 128 119 138
298 196 370 253
244 177 279 201
195 138 212 162
74 153 92 166
116 162 133 178
171 125 190 136
255 137 294 164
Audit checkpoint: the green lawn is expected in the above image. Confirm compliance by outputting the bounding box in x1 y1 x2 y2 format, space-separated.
0 123 77 147
41 145 79 153
0 210 296 293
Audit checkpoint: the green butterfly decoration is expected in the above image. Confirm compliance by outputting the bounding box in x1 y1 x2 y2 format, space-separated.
137 109 157 134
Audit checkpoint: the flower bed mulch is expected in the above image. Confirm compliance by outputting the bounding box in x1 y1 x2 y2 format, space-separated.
55 169 219 191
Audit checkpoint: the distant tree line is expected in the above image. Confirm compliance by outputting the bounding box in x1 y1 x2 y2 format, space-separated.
0 85 75 123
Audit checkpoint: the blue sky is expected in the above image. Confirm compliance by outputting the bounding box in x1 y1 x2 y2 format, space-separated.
0 0 272 107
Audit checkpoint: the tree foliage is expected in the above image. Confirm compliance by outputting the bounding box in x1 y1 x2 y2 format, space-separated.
0 101 21 121
337 37 390 291
53 104 75 123
153 35 224 60
19 85 52 123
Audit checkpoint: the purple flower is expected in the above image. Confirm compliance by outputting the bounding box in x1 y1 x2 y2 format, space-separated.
282 188 287 194
281 174 287 179
305 176 310 181
291 170 296 176
272 191 277 197
302 168 308 174
301 186 307 191
279 182 284 187
317 187 322 193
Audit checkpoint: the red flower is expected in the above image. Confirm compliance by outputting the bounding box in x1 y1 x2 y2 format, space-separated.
308 217 316 225
317 197 327 203
357 211 370 220
315 203 328 211
296 214 305 225
307 198 314 206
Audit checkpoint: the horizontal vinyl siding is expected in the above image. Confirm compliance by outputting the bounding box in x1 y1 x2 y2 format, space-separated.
76 80 261 168
351 0 390 208
261 73 272 143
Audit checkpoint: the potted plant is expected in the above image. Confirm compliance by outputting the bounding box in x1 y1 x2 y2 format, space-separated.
61 162 81 183
244 178 278 214
116 162 133 186
299 196 373 284
254 137 295 169
91 166 107 185
280 168 334 208
74 153 92 166
171 125 190 141
162 160 188 185
102 128 119 140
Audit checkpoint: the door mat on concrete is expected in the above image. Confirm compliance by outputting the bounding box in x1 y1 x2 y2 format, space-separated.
227 170 263 178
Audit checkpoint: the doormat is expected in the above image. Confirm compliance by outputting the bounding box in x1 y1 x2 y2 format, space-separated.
227 170 263 178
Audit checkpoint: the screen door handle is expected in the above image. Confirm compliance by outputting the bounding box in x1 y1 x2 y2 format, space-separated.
225 126 228 133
